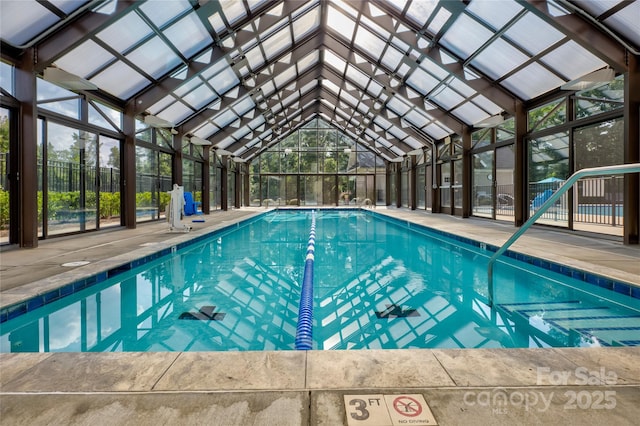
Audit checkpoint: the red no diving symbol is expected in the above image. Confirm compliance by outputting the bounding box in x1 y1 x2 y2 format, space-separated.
393 396 422 417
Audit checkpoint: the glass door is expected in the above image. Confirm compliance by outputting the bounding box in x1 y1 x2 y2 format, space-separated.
45 122 98 236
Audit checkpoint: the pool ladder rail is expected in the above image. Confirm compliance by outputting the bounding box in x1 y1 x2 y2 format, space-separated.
487 163 640 307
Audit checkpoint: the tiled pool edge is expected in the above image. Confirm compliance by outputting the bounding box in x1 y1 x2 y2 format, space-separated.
368 210 640 300
0 211 267 323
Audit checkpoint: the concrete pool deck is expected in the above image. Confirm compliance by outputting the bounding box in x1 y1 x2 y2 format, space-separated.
1 207 639 425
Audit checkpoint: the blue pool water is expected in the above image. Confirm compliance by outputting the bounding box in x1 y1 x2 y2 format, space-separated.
1 209 639 352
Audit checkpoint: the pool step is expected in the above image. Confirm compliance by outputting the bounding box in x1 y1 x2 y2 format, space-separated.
498 300 640 346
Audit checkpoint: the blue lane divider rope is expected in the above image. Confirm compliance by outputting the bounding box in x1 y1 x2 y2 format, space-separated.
295 210 316 350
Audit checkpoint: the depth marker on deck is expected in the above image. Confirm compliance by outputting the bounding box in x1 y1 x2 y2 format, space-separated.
344 394 437 426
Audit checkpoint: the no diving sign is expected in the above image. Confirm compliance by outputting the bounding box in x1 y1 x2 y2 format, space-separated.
344 394 437 426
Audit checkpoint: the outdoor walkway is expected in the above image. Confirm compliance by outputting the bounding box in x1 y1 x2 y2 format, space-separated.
1 207 639 425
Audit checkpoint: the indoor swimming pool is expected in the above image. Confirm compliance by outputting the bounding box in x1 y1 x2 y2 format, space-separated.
1 209 639 352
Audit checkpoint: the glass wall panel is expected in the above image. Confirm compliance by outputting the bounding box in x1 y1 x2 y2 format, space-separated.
98 135 121 229
401 169 409 207
416 165 426 209
249 118 381 206
249 174 260 206
528 132 569 227
528 98 566 132
453 159 463 209
135 146 170 222
302 175 320 206
440 162 451 211
0 108 9 244
496 145 515 221
573 118 624 235
323 175 336 205
46 123 98 235
472 151 493 218
285 175 298 205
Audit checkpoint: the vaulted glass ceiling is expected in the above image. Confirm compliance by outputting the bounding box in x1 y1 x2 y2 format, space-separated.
1 0 637 162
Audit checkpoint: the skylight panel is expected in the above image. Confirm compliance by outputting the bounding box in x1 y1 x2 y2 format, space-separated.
249 116 265 129
605 2 640 46
424 123 450 140
261 26 292 60
213 109 238 127
397 63 411 78
452 102 489 125
406 68 439 95
471 38 530 79
201 58 230 80
431 87 465 110
0 1 58 46
55 40 114 78
164 12 212 58
322 79 340 95
96 12 152 54
207 12 226 34
448 76 476 97
578 1 623 16
440 13 493 59
324 50 347 73
183 85 216 109
174 77 204 97
466 0 524 30
388 126 408 141
261 80 276 97
274 67 297 88
380 0 408 14
541 41 607 81
148 94 175 115
126 36 181 79
374 115 392 129
404 136 423 149
232 127 250 140
208 67 239 94
501 62 565 99
293 6 320 42
381 45 404 71
387 97 411 115
339 90 358 107
157 101 193 124
245 45 265 70
504 12 564 55
472 95 502 116
366 80 383 97
345 65 370 89
327 6 356 41
281 91 300 107
298 51 319 73
91 61 151 99
406 0 438 27
233 97 255 116
219 0 247 27
354 27 386 58
140 0 191 28
419 57 449 80
193 122 219 139
405 109 430 128
300 80 317 94
247 0 270 12
428 8 452 35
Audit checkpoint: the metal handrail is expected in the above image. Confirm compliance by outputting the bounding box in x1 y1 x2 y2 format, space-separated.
487 163 640 307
